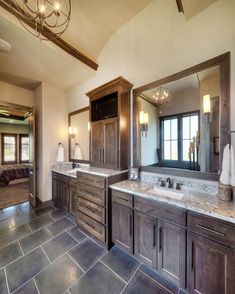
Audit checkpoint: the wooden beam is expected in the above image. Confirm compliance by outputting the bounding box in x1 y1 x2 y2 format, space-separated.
176 0 184 13
0 0 99 71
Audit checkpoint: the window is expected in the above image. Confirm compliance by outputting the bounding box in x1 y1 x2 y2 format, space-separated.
19 134 30 163
1 134 17 164
160 111 199 169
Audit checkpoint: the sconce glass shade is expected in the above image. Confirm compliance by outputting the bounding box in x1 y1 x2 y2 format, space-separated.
139 111 149 124
203 94 211 113
69 126 77 136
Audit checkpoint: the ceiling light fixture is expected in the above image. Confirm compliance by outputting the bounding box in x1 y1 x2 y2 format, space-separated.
152 87 172 108
10 0 71 41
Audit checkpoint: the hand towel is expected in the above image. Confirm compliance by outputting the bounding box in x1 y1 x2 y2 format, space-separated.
74 143 82 160
56 143 65 163
220 144 230 185
230 145 235 187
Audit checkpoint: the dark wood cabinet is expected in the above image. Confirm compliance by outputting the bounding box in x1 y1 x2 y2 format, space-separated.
187 232 235 294
69 183 78 217
90 117 119 169
87 77 133 170
134 211 157 268
112 202 133 254
158 220 186 288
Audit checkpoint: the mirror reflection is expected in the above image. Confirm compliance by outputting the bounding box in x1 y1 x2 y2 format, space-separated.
69 108 89 162
138 66 220 173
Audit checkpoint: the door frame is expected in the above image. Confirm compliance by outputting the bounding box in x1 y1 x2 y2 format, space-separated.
0 100 36 206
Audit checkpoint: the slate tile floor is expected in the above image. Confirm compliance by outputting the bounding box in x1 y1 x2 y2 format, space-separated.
0 202 182 294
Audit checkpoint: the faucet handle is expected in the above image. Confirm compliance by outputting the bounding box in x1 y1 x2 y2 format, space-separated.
175 183 182 190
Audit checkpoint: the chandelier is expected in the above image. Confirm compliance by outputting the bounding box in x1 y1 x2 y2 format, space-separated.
11 0 71 40
152 87 172 108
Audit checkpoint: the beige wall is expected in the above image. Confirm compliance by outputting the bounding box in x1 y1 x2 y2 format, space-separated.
0 81 34 107
35 82 68 202
66 0 235 163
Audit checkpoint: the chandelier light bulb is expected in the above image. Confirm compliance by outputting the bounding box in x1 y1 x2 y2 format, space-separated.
54 2 60 11
39 4 46 14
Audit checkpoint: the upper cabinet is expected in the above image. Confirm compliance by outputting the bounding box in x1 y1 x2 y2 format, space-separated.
87 77 133 170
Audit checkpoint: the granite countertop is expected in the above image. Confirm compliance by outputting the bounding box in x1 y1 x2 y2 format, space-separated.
51 164 128 178
110 180 235 225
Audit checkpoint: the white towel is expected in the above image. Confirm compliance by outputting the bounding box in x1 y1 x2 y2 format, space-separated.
220 144 230 185
56 143 65 163
74 144 82 160
230 145 235 187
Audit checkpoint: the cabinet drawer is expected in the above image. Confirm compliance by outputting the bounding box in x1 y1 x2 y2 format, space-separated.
78 212 106 242
188 213 235 248
77 183 105 206
134 197 186 227
112 190 133 208
77 172 106 189
78 198 105 224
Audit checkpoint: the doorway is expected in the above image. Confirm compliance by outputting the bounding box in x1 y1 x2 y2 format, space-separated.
0 101 36 209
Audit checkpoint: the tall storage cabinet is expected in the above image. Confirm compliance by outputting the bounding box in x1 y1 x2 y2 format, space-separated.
86 77 133 170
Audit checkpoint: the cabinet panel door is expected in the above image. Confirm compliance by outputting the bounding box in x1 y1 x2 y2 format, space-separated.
52 178 58 202
134 211 157 268
70 185 78 217
103 118 119 169
90 121 103 166
187 232 235 294
112 203 133 253
158 220 186 288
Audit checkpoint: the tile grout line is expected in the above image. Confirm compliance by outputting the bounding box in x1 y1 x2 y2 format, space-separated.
3 267 10 294
99 260 127 284
17 240 25 256
65 252 85 273
138 269 174 294
66 230 85 244
33 278 41 294
40 245 52 264
120 263 141 294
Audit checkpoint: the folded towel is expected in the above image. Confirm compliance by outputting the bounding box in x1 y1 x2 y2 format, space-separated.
230 145 235 187
56 143 64 163
74 143 82 160
220 144 230 185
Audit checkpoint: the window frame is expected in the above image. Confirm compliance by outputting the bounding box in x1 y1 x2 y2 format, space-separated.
160 110 200 170
19 134 30 163
1 133 17 164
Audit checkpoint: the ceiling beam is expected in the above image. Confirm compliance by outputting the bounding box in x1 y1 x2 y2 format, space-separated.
176 0 184 13
0 0 99 71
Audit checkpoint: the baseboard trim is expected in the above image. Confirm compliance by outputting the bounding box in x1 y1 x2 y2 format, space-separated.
36 197 53 208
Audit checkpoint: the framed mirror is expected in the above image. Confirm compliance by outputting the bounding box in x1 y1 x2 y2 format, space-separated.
68 107 90 163
133 53 230 181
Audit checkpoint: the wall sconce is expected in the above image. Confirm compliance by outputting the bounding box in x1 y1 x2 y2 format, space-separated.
203 94 212 124
139 111 149 137
88 121 91 132
68 126 77 139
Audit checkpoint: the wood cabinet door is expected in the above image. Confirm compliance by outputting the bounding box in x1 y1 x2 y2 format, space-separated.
134 211 157 268
58 182 70 211
90 121 103 166
70 185 78 217
52 178 58 202
187 232 235 294
103 118 119 169
112 203 133 253
158 220 186 288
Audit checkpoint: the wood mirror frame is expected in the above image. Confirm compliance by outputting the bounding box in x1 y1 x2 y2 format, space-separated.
68 106 90 164
133 52 230 181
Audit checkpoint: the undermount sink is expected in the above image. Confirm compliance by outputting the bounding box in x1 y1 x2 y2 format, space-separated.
147 186 184 200
66 169 77 175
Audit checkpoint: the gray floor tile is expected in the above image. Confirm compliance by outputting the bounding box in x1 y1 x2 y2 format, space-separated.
9 213 36 228
68 225 87 242
34 206 56 217
68 239 106 272
42 232 77 262
0 242 23 268
0 269 8 294
0 206 20 222
0 224 31 248
19 228 52 254
17 202 36 216
46 217 74 236
65 213 76 224
13 279 38 294
50 209 68 220
69 261 125 294
101 246 140 282
6 247 50 293
139 264 179 294
0 218 12 232
28 214 54 231
123 270 170 294
35 254 83 294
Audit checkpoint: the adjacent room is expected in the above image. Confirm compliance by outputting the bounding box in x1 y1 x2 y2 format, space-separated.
0 0 234 294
